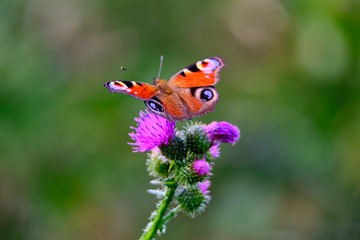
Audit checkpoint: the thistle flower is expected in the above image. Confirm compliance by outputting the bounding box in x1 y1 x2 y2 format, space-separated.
198 180 211 196
192 158 212 176
128 110 175 152
126 110 240 239
209 143 220 158
204 121 240 144
183 123 212 154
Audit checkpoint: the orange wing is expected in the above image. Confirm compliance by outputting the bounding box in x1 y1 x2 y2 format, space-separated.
151 86 220 121
169 57 226 88
104 81 157 100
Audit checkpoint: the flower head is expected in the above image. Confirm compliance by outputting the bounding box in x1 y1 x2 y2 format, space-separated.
192 158 212 176
209 143 220 158
198 180 211 196
129 110 175 152
204 121 240 145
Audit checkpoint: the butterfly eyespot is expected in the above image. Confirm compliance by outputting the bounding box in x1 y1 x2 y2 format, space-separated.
149 101 163 112
200 89 214 102
145 98 164 113
190 86 217 103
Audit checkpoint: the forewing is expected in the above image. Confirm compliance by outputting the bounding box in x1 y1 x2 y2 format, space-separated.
104 81 157 100
169 57 226 88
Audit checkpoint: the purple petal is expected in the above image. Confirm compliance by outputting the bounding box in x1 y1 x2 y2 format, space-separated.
198 180 211 196
204 121 240 144
209 143 220 158
192 158 212 176
128 110 175 152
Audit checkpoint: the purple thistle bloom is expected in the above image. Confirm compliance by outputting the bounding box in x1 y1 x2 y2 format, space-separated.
192 158 212 176
204 121 240 145
198 180 211 196
209 143 220 158
129 110 175 152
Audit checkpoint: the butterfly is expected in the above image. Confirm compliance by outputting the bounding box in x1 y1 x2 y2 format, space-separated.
104 57 226 121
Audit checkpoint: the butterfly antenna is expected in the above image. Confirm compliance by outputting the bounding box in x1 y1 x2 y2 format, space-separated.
120 66 153 79
157 55 164 79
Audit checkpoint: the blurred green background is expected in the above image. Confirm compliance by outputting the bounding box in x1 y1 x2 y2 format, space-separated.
1 0 360 239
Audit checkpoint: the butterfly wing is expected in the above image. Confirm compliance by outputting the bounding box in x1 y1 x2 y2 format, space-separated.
149 94 189 121
104 81 157 100
168 57 226 88
146 89 218 121
159 57 225 120
178 86 219 118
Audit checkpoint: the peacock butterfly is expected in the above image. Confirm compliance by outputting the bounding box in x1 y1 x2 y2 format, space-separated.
104 57 226 121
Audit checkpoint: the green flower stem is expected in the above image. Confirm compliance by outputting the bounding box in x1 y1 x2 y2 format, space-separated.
159 204 182 226
140 183 178 240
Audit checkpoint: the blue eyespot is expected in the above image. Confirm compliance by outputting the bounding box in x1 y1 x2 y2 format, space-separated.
200 89 214 102
146 98 164 112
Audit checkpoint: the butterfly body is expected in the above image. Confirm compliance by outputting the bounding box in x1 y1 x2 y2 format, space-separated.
105 57 226 121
